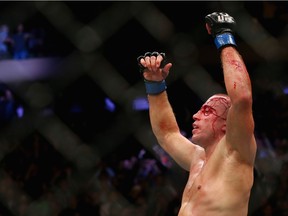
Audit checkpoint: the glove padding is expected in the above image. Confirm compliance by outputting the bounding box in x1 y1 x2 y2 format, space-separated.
137 51 168 95
205 12 236 37
137 51 167 75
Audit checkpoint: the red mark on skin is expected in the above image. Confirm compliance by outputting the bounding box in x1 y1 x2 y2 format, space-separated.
159 119 178 133
231 60 241 68
234 82 236 89
208 97 230 137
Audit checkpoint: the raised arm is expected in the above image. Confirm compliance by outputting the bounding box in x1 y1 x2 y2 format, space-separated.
205 12 257 164
137 52 205 171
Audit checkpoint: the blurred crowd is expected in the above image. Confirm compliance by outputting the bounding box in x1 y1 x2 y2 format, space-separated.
0 23 46 60
251 91 288 216
0 16 287 216
0 90 287 216
0 131 183 216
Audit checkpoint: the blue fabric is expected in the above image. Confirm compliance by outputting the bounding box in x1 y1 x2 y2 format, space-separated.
144 80 167 95
214 33 236 49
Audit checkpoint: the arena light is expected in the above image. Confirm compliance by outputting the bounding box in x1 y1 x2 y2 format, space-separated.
283 86 288 95
104 97 116 112
132 96 149 111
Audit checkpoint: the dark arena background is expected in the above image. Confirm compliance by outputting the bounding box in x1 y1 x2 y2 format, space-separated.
0 1 287 215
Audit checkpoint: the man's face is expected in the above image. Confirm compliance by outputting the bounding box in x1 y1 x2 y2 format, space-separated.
191 95 230 146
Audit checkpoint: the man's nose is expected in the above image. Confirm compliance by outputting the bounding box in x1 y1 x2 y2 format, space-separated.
193 110 201 120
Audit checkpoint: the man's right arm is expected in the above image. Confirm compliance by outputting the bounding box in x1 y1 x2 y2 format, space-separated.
148 91 205 171
138 52 205 171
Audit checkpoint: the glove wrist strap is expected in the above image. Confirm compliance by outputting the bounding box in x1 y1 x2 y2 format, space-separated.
144 80 167 95
214 33 237 49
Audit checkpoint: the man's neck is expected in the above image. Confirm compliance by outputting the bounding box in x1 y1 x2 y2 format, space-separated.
204 136 223 160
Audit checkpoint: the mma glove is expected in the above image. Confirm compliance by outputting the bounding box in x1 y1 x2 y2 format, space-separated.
205 12 237 49
137 51 167 95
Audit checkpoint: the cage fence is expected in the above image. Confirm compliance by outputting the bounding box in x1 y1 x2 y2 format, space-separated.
0 1 287 216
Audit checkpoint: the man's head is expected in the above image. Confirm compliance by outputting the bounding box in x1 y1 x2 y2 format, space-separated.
191 94 231 147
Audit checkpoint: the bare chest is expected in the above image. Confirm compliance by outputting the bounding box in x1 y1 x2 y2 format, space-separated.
180 156 253 215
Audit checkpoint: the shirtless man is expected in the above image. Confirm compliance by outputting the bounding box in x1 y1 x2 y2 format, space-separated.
137 12 257 216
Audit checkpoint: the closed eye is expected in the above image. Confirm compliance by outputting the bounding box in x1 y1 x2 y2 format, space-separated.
200 105 226 120
201 105 215 116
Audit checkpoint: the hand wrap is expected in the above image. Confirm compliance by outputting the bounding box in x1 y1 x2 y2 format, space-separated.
137 52 167 95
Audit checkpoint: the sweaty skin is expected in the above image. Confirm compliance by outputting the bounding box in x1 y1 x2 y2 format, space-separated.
141 46 257 216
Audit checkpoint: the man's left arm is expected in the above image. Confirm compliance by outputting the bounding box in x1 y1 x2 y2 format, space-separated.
205 12 257 164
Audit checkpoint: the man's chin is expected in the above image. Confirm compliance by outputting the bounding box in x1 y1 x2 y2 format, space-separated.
191 135 198 144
